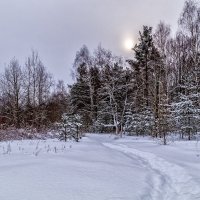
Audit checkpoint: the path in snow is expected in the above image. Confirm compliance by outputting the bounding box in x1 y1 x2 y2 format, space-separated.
103 143 200 200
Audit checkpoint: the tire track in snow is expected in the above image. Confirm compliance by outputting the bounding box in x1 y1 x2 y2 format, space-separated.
103 143 200 200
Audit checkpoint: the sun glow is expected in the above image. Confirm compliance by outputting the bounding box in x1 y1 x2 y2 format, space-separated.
124 38 134 51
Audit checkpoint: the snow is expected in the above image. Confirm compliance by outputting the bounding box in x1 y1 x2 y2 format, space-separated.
0 134 200 200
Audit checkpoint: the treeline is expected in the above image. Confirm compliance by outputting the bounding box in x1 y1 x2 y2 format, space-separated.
0 0 199 142
69 0 200 142
0 51 69 131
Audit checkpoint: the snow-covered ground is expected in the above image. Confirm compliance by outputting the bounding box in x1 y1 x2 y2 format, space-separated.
0 134 200 200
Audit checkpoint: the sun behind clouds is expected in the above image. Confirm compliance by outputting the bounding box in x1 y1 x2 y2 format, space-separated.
124 38 134 51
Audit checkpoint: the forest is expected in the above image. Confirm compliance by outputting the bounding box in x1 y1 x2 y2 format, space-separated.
0 0 200 144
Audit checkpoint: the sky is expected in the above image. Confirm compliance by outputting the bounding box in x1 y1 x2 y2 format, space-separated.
0 0 185 84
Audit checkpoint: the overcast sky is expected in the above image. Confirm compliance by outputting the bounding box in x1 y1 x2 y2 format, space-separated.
0 0 185 84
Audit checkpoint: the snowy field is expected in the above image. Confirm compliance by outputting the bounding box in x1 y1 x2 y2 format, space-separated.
0 134 200 200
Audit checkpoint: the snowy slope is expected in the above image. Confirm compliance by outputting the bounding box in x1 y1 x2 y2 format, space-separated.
0 134 200 200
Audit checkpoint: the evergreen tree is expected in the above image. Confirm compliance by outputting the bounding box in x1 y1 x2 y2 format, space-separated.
59 113 82 142
130 26 162 136
70 75 91 130
133 26 154 107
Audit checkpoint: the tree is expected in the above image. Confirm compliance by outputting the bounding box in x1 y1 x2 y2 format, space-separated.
89 66 101 123
23 51 53 130
47 80 69 124
133 26 154 107
130 26 161 136
69 65 91 130
172 67 200 140
0 58 23 128
154 21 171 100
59 113 82 142
98 57 130 136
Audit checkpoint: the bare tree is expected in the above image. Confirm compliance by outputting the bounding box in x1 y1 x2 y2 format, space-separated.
23 51 53 130
0 58 23 128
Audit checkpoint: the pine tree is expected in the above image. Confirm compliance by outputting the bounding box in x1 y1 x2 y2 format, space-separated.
133 26 154 107
172 71 200 140
70 77 91 131
130 26 161 136
59 113 82 142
